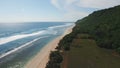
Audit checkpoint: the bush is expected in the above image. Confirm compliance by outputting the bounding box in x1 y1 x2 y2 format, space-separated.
46 51 63 68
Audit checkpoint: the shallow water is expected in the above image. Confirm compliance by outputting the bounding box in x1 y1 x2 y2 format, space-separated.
0 22 73 68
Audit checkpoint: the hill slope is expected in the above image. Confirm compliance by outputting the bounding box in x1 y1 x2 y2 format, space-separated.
73 5 120 51
60 5 120 68
46 5 120 68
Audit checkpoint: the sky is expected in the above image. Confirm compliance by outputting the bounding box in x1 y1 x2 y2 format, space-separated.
0 0 120 23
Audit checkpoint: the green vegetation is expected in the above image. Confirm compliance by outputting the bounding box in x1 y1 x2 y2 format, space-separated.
58 5 120 52
74 5 120 50
46 5 120 68
66 34 120 68
46 51 63 68
57 33 75 51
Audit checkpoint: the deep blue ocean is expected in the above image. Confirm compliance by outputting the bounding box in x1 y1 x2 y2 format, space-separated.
0 22 74 68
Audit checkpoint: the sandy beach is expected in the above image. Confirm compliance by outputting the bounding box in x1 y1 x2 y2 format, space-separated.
25 25 74 68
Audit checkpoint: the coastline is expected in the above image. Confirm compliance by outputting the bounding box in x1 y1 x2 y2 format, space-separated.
25 25 74 68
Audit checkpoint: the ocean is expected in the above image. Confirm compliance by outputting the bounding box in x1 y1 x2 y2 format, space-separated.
0 22 74 68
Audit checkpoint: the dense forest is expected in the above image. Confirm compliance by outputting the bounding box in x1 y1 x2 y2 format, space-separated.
46 5 120 68
75 5 120 51
58 5 120 52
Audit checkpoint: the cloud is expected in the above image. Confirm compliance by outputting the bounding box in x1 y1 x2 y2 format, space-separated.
77 0 120 9
51 0 120 21
51 0 78 10
51 0 60 9
65 0 77 6
51 0 89 21
51 0 120 10
63 11 88 21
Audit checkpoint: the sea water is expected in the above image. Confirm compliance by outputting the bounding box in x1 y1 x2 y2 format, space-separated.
0 22 74 68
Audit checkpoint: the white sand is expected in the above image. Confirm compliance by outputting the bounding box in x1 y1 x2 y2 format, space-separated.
25 26 74 68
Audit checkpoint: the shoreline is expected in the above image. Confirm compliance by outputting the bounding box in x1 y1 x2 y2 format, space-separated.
25 25 74 68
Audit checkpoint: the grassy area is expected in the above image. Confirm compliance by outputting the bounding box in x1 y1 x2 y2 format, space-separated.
66 34 120 68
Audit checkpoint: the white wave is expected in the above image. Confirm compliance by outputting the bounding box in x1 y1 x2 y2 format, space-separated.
48 23 74 29
0 23 74 59
0 30 45 45
0 23 74 45
0 36 48 59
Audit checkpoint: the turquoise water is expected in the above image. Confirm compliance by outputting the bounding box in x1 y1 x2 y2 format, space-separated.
0 22 73 68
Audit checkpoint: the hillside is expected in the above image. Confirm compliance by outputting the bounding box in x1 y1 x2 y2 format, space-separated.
46 5 120 68
74 5 120 51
